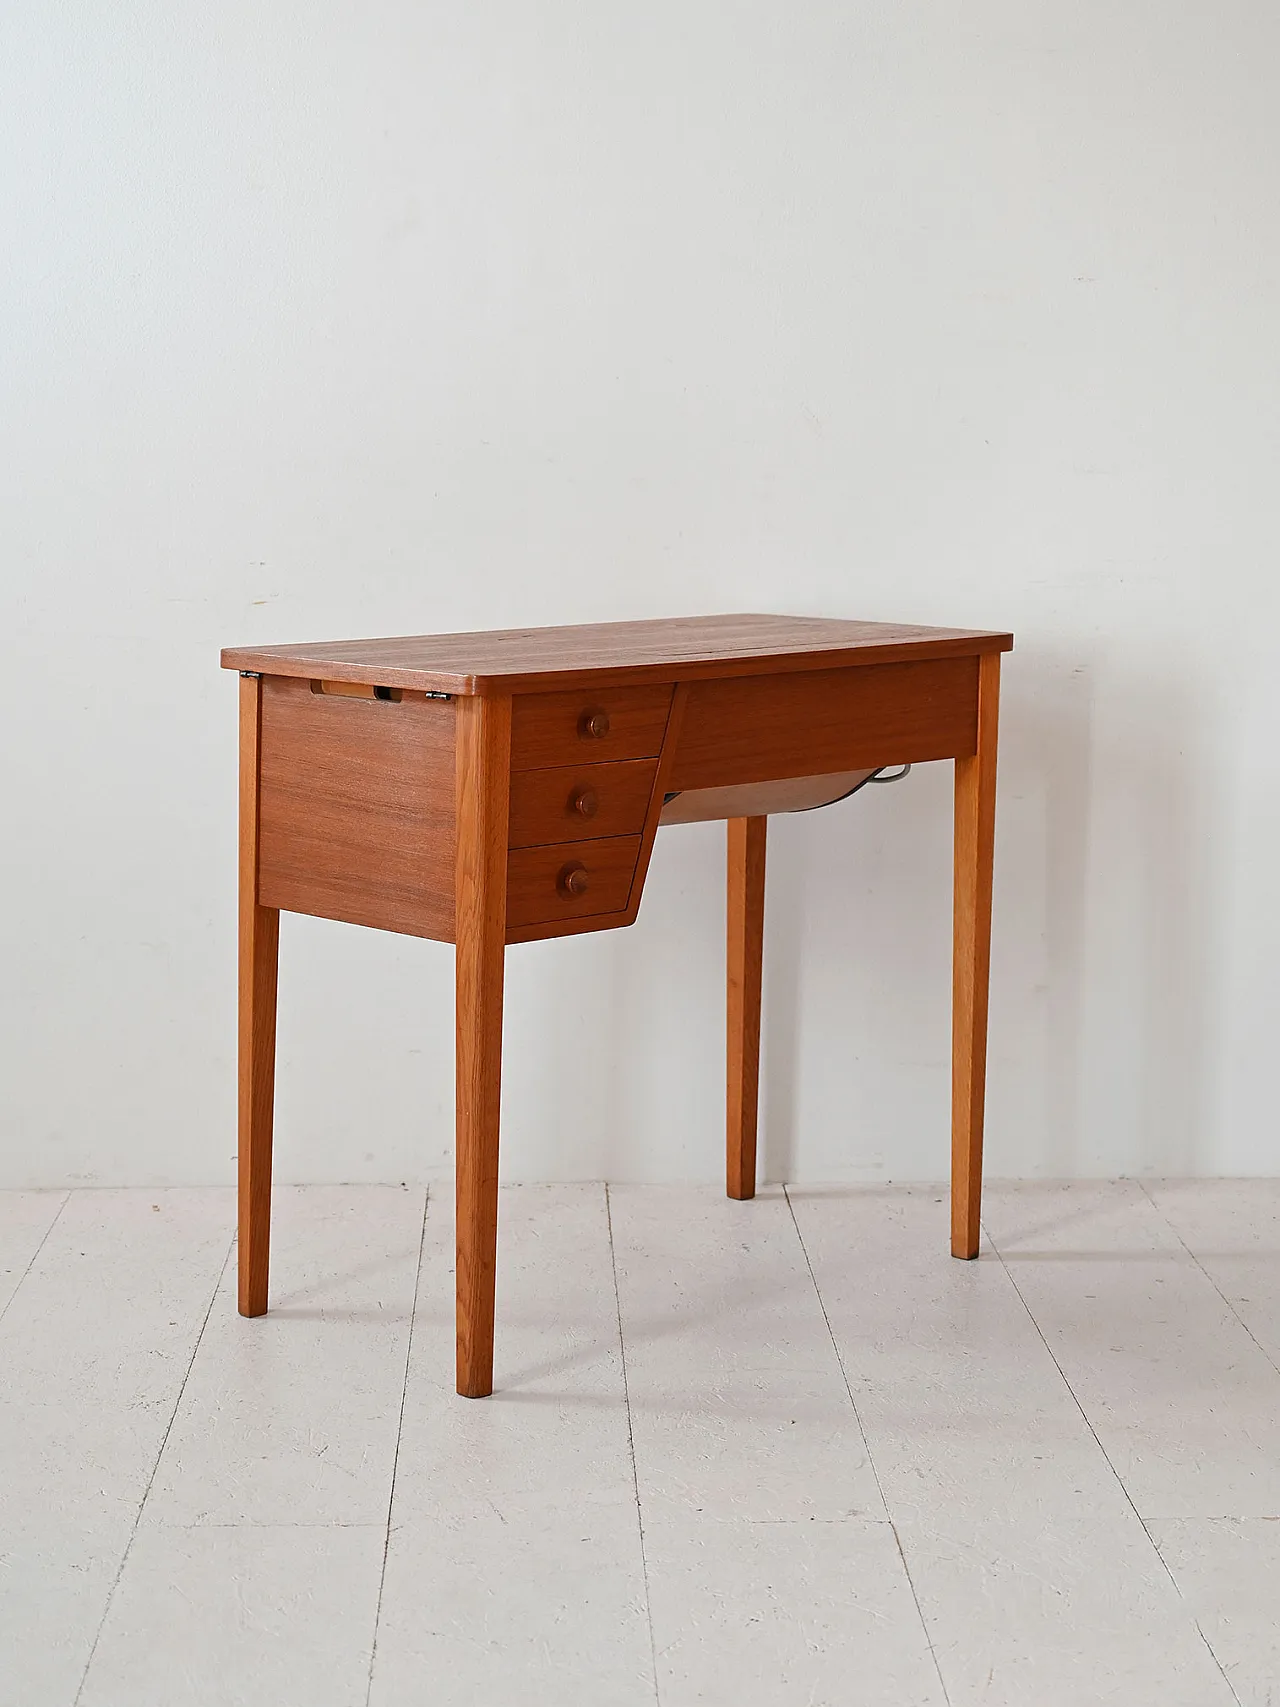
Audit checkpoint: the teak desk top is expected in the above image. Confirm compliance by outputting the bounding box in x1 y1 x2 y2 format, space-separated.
221 611 1012 695
225 612 1011 1396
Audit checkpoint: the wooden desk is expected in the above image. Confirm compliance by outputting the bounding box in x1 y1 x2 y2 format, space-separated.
222 614 1012 1397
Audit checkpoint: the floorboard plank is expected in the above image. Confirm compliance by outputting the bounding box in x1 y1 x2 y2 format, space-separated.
644 1515 946 1707
0 1189 67 1319
368 1184 654 1707
609 1184 884 1523
610 1185 945 1703
1148 1516 1280 1707
143 1186 425 1528
2 1180 1274 1706
0 1190 232 1706
984 1180 1280 1520
79 1525 385 1707
790 1184 1233 1707
1144 1178 1280 1369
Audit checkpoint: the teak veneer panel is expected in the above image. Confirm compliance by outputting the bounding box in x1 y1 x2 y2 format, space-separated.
502 683 689 946
669 657 980 792
257 675 456 940
506 835 641 928
510 684 673 769
223 613 1013 696
508 758 657 849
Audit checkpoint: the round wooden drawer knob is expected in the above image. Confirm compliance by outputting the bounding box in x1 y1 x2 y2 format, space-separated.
558 861 589 897
570 786 599 819
580 708 610 739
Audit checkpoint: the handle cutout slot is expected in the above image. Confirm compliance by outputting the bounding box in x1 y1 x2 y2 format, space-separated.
310 679 402 703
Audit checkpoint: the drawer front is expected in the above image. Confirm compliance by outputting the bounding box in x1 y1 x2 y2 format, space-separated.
669 657 979 791
510 684 673 770
506 836 641 927
508 759 657 850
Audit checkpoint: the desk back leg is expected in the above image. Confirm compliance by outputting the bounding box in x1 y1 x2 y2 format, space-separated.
951 652 1000 1258
727 815 767 1201
238 674 280 1316
454 693 512 1397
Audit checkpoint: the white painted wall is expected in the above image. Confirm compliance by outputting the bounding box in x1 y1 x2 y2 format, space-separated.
3 2 1278 1188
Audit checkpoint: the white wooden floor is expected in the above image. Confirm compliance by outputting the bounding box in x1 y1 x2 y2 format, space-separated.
2 1181 1279 1706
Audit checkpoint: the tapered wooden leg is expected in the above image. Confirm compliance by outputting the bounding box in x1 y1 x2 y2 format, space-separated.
727 815 767 1201
238 674 280 1317
952 652 1001 1259
454 693 512 1398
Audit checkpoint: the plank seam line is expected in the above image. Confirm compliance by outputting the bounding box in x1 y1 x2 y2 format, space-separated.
606 1183 661 1707
365 1183 431 1707
0 1189 71 1332
72 1223 236 1705
784 1184 953 1707
988 1210 1242 1707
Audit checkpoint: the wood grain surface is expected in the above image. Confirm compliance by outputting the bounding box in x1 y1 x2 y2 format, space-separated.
621 681 688 919
506 835 642 928
660 769 877 825
222 613 1013 696
237 674 280 1318
508 758 657 849
510 683 673 769
670 656 980 791
256 676 456 941
726 816 767 1202
952 651 1001 1260
502 685 689 945
454 693 512 1398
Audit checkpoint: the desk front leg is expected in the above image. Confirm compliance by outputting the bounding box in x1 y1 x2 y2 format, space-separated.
454 694 512 1397
238 673 279 1317
727 816 767 1200
952 652 1000 1259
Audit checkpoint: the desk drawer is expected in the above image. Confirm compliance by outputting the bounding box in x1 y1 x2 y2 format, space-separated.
506 835 640 927
510 684 673 770
669 657 979 790
509 759 656 849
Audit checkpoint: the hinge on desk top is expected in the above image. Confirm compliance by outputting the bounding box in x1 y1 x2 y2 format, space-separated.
239 670 261 679
424 690 452 700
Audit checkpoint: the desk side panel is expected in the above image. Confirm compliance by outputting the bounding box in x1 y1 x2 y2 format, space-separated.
668 656 979 790
257 676 456 940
